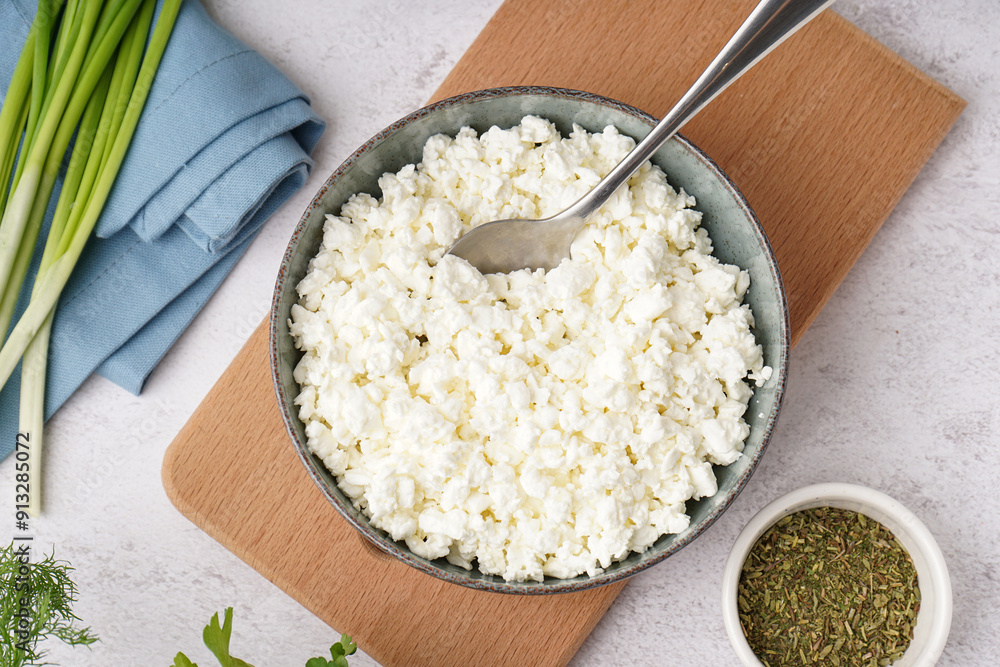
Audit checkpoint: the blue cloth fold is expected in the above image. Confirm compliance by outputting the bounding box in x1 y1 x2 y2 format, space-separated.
0 0 325 460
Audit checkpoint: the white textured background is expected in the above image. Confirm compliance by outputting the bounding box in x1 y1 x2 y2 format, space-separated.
3 0 998 665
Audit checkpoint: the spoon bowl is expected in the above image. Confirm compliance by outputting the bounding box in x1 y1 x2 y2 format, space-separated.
445 213 581 275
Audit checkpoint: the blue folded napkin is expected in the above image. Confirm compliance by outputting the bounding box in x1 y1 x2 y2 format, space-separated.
0 0 325 460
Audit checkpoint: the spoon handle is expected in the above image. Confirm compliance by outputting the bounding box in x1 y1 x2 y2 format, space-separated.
563 0 836 223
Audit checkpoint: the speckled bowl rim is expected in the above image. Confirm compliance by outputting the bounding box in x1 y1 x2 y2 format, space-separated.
269 85 790 594
721 483 953 666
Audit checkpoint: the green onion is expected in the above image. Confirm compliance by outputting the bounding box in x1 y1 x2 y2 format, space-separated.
0 0 99 293
0 32 34 221
0 0 182 516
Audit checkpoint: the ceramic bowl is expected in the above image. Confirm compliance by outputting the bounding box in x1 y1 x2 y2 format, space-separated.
270 86 790 593
721 483 952 666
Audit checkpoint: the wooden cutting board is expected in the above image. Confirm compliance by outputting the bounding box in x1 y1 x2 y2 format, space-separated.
162 1 964 665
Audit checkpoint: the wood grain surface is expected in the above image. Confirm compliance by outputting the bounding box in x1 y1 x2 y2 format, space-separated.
162 1 963 665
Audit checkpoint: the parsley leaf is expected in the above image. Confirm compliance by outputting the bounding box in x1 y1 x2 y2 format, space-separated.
173 607 253 667
203 608 255 667
171 652 198 667
202 607 253 667
306 634 357 667
175 609 355 667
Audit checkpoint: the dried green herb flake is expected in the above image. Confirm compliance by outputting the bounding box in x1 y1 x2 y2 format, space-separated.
737 507 920 666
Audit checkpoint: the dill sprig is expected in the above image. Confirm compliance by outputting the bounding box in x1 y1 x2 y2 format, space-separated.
0 542 98 667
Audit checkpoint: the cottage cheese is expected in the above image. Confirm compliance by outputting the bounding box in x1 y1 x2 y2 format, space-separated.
289 116 771 582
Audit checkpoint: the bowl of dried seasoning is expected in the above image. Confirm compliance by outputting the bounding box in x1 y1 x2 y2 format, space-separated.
721 483 952 667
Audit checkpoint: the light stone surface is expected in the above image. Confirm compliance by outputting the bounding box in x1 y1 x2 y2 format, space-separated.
2 0 997 665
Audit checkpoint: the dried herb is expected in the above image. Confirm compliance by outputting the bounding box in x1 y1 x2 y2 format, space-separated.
738 507 920 666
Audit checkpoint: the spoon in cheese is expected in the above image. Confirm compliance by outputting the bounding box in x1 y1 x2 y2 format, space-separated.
446 0 835 274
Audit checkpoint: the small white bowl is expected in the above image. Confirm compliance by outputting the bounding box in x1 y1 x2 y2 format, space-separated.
721 483 952 667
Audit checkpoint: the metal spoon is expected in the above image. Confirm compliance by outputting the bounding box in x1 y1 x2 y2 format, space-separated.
446 0 835 274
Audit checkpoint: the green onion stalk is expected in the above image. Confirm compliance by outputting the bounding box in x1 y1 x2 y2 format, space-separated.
0 0 182 516
0 0 145 334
